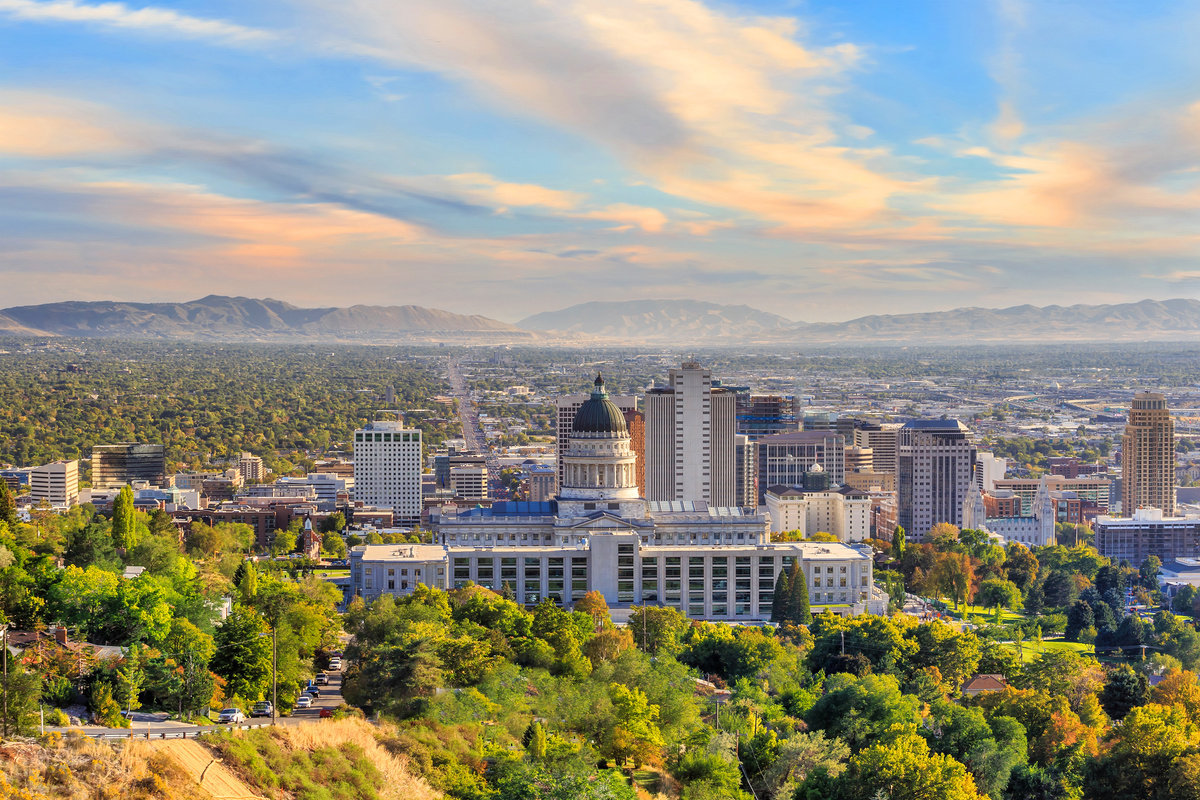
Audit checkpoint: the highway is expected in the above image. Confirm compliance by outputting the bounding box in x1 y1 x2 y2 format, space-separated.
447 357 506 499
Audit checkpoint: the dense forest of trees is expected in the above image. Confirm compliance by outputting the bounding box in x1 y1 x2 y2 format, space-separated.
0 339 454 471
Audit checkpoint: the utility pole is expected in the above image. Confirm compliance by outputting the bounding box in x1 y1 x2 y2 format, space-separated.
841 629 845 656
2 624 8 739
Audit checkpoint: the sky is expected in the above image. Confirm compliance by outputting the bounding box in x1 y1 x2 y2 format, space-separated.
3 0 1200 323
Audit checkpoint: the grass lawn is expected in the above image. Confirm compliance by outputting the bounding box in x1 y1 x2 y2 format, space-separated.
1006 638 1094 662
632 769 662 793
948 603 1026 623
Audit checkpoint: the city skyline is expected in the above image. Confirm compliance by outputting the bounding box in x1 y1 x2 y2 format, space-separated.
4 1 1200 321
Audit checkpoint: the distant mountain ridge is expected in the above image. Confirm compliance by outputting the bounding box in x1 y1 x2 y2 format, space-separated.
518 299 795 340
0 295 529 341
4 295 1200 344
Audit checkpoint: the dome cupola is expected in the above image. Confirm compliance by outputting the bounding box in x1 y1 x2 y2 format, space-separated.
572 373 628 435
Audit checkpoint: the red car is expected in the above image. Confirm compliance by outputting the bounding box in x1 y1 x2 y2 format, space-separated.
319 707 333 718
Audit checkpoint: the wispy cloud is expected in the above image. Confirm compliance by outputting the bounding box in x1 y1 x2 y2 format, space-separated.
0 0 273 43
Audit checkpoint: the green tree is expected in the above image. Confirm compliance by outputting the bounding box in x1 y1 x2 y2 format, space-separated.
0 481 17 528
211 605 272 702
111 485 137 550
1081 703 1200 800
1099 664 1150 721
771 568 790 623
628 605 688 655
0 649 41 735
237 560 259 603
802 731 984 800
1004 543 1040 590
319 512 346 534
271 527 297 555
805 673 922 752
88 681 129 728
893 525 905 562
606 682 664 768
524 720 547 762
63 521 117 569
115 643 146 712
321 532 347 558
978 578 1022 615
906 621 981 690
787 559 812 625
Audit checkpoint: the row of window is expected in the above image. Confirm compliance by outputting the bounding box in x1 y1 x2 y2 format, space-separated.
356 432 420 442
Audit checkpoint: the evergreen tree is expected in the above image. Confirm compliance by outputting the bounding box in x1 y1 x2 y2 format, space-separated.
771 569 790 623
893 525 905 561
0 480 16 527
111 485 137 550
501 581 516 601
238 560 258 603
787 559 811 625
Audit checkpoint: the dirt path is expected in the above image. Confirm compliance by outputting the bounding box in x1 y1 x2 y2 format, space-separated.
151 739 262 800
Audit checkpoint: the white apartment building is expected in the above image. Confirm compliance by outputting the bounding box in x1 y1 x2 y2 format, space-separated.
975 452 1007 492
764 484 872 542
353 421 422 526
237 452 265 483
644 362 736 506
30 460 79 507
276 473 347 510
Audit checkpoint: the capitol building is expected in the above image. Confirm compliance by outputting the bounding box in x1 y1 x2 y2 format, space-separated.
350 375 885 621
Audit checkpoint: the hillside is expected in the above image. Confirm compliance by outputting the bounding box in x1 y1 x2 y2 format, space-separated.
518 299 794 340
792 298 1200 343
0 296 530 342
0 719 441 800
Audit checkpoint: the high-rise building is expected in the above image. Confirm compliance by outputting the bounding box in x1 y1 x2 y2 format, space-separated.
845 446 873 473
975 452 1006 492
556 388 636 490
644 362 735 506
735 394 799 439
31 460 79 507
237 452 264 483
852 423 902 473
623 409 646 496
755 431 845 502
91 443 166 489
1123 392 1175 515
449 465 488 500
527 465 556 502
353 421 422 526
735 435 757 509
897 419 977 540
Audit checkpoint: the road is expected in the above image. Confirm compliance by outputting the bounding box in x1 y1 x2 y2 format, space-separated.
47 670 347 738
446 357 505 499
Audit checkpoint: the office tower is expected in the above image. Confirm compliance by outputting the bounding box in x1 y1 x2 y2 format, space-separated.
353 421 423 526
897 420 977 540
755 431 845 502
852 423 902 473
735 435 757 509
735 394 799 439
803 412 834 431
91 443 167 489
556 389 637 490
385 385 395 405
644 362 736 506
1123 392 1175 515
623 409 646 496
974 452 1006 492
449 464 488 500
237 452 264 483
31 460 79 506
845 446 873 473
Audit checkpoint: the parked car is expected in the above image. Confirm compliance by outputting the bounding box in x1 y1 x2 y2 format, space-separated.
218 708 245 724
306 686 321 698
250 701 273 718
315 672 329 685
295 695 313 709
319 707 334 718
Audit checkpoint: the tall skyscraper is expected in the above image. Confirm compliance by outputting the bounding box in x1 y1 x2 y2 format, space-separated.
237 452 265 483
1123 392 1175 515
91 443 166 489
556 389 637 490
734 434 757 509
644 362 736 506
897 420 977 540
755 431 846 502
852 423 902 473
353 421 423 526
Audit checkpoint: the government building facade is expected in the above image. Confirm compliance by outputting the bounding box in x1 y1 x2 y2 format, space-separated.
350 376 885 620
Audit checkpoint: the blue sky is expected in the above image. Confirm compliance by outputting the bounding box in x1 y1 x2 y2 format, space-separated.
2 0 1200 322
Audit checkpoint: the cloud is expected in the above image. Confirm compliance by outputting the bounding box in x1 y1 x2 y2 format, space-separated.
296 0 911 231
0 0 272 43
445 173 584 211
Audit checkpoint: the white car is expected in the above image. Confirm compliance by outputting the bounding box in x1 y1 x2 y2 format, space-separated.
295 695 313 709
328 658 342 671
217 708 245 724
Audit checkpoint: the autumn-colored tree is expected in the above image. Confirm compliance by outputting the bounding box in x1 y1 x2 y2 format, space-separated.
575 590 610 628
584 626 634 664
935 552 975 610
1151 669 1200 717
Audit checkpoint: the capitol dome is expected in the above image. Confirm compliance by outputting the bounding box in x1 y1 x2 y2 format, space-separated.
572 374 628 435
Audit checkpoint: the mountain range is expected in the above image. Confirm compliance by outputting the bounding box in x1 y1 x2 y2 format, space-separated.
0 296 529 342
4 295 1200 344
